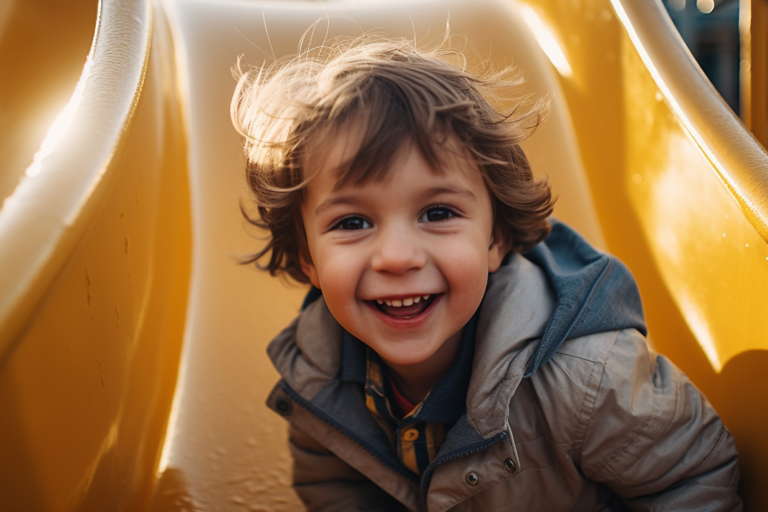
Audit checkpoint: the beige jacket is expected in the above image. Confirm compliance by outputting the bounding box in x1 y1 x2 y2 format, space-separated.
266 253 741 511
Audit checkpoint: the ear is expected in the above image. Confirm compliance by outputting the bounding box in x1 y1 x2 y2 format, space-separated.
300 255 321 289
488 228 511 273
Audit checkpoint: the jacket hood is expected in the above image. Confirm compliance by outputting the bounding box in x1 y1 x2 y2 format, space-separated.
522 219 647 376
466 219 646 438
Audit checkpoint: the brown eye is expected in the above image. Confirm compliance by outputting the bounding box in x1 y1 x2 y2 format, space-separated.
419 207 456 223
333 216 371 230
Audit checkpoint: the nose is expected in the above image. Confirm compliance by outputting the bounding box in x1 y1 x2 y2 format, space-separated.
370 225 426 275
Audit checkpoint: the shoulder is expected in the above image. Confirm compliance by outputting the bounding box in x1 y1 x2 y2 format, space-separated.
528 327 631 398
511 329 626 435
517 328 651 444
540 327 670 421
521 332 740 505
554 329 733 487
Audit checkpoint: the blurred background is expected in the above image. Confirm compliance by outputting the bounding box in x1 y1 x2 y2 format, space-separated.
662 0 767 145
665 0 741 113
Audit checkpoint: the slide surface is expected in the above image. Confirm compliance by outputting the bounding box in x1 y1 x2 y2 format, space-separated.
0 0 765 509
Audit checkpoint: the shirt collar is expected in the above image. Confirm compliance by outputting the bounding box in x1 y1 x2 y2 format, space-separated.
340 311 478 425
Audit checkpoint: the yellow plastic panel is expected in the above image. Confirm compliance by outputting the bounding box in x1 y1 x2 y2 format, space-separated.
622 46 768 373
3 0 766 508
0 0 191 509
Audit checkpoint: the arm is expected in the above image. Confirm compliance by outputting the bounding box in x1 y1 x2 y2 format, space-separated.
289 426 408 512
578 329 742 511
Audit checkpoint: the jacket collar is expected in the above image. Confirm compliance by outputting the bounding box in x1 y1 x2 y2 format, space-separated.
466 252 555 437
521 219 647 376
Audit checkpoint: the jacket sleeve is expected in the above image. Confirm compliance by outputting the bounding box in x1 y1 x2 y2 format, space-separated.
288 426 408 512
578 328 742 511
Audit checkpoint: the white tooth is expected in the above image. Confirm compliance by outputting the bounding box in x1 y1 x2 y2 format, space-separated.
392 299 402 307
423 295 430 300
403 298 413 306
413 296 421 304
376 300 383 305
385 300 392 306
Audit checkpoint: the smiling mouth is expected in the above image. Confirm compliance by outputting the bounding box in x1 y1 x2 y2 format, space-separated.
372 294 437 319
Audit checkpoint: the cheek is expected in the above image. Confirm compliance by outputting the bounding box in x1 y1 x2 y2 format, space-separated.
313 249 362 301
441 239 490 296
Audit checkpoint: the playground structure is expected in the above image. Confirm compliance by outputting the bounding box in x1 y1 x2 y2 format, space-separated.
0 0 766 510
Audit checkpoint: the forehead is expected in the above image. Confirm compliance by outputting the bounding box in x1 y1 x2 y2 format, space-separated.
304 123 481 192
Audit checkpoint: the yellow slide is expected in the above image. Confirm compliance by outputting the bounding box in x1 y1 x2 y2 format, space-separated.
0 0 765 510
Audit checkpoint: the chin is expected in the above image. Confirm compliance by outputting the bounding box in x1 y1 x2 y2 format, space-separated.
377 343 439 368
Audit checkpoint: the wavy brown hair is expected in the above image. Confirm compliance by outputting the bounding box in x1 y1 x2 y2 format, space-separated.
231 34 554 284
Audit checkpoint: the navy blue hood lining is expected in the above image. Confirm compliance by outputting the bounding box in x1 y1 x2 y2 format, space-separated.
522 220 647 377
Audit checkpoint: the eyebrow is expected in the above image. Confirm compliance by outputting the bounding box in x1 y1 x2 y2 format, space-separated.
314 195 361 216
314 185 477 216
421 186 477 201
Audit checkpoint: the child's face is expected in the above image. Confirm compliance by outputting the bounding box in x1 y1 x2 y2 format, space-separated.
300 135 507 370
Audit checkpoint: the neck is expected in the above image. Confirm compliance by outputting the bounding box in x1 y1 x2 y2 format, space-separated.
384 329 463 405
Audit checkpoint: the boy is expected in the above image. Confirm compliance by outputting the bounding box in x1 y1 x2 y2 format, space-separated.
231 36 741 511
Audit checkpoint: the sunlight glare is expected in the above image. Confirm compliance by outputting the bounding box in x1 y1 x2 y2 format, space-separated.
519 5 573 78
24 56 92 179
